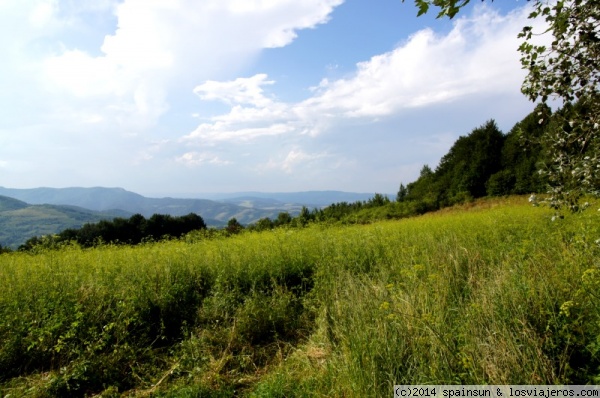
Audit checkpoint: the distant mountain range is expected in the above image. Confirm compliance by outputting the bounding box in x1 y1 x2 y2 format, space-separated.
0 187 382 249
199 191 380 206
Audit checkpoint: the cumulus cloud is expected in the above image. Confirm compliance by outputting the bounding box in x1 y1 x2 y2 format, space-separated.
182 4 542 150
0 0 347 192
3 0 343 131
176 151 231 167
194 74 276 107
1 0 547 194
278 148 329 173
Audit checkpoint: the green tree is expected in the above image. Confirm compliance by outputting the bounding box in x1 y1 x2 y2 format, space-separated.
226 217 244 234
367 193 391 207
435 120 504 203
405 0 600 210
519 0 600 209
253 217 274 231
0 243 11 254
405 164 440 212
396 183 408 202
406 0 473 18
496 103 550 195
274 212 292 226
295 206 313 227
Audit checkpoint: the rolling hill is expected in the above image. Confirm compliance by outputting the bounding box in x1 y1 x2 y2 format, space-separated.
0 195 131 249
0 187 383 249
0 187 295 225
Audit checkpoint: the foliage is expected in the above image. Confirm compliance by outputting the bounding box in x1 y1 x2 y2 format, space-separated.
226 217 244 234
1 198 599 396
435 120 504 203
518 0 600 210
400 120 509 211
396 183 408 202
19 212 206 250
493 103 551 195
405 0 472 18
406 0 600 210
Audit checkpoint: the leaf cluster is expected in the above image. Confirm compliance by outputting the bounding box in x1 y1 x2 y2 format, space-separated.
518 0 600 208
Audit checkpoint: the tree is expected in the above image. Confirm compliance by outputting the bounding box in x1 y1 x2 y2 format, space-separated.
0 243 11 254
436 120 505 201
178 213 207 235
296 206 313 227
226 218 243 234
396 183 408 202
405 0 600 210
496 103 550 195
274 212 292 226
519 0 600 210
405 164 440 211
254 217 274 231
367 193 391 207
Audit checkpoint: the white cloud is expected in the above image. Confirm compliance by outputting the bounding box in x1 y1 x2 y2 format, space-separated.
0 0 346 193
280 149 328 173
2 0 344 133
303 6 540 114
261 148 332 174
194 74 276 107
43 0 343 104
0 1 547 194
176 151 231 166
182 4 540 154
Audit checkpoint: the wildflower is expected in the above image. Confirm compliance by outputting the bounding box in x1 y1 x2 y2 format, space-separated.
559 300 575 317
528 194 538 206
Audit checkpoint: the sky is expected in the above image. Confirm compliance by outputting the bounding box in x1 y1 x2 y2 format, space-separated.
0 0 545 198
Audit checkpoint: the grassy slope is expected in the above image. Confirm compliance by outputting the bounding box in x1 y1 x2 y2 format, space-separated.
0 201 131 249
0 197 598 397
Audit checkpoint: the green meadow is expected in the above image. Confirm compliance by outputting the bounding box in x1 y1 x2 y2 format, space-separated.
1 197 599 397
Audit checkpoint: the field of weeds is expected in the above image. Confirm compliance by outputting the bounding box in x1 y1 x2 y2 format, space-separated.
1 197 599 397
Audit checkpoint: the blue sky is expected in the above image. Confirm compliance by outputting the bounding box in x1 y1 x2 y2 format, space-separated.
0 0 541 197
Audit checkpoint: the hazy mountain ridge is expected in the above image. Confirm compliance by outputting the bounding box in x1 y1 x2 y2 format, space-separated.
198 191 382 206
0 187 383 249
0 187 282 223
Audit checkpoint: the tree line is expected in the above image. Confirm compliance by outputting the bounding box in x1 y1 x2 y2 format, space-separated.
406 0 599 211
17 213 206 251
399 100 598 213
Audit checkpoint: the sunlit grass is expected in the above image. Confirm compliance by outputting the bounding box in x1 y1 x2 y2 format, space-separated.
0 197 598 397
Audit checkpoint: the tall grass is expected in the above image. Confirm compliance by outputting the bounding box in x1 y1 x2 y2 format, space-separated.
0 197 598 397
